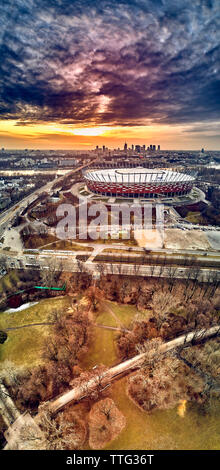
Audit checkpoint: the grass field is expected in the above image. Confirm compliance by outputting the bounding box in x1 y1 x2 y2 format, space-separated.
96 310 118 328
96 301 139 329
0 296 71 367
108 302 140 328
81 326 118 369
81 301 139 370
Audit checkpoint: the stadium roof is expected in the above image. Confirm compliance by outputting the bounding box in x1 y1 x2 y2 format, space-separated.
84 168 194 184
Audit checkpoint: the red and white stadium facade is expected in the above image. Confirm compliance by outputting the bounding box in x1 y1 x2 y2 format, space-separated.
83 168 195 198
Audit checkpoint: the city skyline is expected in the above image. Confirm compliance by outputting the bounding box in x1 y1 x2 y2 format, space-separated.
0 1 220 150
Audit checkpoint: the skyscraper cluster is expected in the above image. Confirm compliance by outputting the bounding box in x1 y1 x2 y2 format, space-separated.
95 143 161 154
124 143 160 152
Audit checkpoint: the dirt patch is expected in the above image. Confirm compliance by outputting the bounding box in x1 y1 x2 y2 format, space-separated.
165 229 211 251
134 229 163 249
2 228 23 252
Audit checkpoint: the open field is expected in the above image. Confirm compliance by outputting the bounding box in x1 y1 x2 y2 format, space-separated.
107 302 140 328
22 234 57 249
107 378 220 450
0 296 71 367
81 301 139 369
134 228 164 249
75 237 138 246
96 301 139 329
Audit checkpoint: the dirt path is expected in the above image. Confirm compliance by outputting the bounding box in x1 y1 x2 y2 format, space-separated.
5 322 54 331
95 323 129 333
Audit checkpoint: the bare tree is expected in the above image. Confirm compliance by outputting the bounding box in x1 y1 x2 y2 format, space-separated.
96 262 105 277
77 258 84 273
39 407 86 450
40 258 64 286
0 254 8 272
88 398 126 449
85 285 103 311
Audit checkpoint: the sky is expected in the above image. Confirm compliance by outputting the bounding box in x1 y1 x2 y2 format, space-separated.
0 0 219 150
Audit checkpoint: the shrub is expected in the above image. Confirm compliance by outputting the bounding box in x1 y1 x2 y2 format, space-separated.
0 330 7 344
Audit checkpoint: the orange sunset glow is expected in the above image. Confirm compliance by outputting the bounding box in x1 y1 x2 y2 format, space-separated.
0 120 219 150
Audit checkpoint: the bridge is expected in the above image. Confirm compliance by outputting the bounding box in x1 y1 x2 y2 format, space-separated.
2 325 220 449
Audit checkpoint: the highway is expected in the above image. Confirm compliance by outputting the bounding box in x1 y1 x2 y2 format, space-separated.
3 250 219 283
21 247 220 271
0 158 98 234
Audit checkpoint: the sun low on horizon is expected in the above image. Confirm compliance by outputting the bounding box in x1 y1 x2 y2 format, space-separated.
0 119 219 150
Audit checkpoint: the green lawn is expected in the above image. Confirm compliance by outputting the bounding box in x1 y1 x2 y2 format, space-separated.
96 301 139 329
109 302 139 328
96 303 118 328
81 325 118 369
0 296 71 367
96 311 118 328
82 301 140 370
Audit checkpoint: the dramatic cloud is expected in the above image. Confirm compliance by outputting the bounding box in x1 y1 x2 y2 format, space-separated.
0 0 219 127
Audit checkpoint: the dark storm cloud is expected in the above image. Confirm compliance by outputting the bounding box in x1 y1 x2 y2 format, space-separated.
0 0 219 126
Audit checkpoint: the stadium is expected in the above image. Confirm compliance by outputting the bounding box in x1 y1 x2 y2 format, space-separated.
83 168 195 199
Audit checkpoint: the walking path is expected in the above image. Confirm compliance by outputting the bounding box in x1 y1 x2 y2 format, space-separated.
5 322 54 331
95 323 130 333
